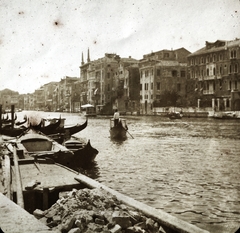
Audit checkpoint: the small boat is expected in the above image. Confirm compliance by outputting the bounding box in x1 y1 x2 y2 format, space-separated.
63 137 98 166
47 118 88 144
212 111 239 119
0 125 27 137
167 112 183 119
4 129 98 169
1 151 83 213
109 118 128 140
64 118 88 136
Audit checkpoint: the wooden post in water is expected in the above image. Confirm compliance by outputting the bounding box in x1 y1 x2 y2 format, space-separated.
0 104 2 129
11 105 15 129
13 145 24 208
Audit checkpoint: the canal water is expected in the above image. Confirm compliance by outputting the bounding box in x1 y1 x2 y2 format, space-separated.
2 111 240 233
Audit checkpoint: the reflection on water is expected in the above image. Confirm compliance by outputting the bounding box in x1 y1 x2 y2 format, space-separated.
3 111 240 233
75 161 100 180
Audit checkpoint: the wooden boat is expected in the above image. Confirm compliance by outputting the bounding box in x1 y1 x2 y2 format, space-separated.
4 129 98 169
167 112 183 119
0 125 27 137
1 150 83 214
63 137 98 166
109 118 128 140
47 118 88 144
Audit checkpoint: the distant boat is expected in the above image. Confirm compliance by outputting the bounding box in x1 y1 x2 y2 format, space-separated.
81 104 97 117
109 118 128 140
167 112 183 119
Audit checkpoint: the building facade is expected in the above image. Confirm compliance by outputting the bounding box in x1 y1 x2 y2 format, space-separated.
139 48 191 114
187 39 240 111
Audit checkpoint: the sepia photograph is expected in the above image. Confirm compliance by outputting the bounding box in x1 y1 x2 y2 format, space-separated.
0 0 240 232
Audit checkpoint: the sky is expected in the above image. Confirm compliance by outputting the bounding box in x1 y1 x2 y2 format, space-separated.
0 0 240 94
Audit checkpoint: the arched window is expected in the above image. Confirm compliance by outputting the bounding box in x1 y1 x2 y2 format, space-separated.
213 54 216 62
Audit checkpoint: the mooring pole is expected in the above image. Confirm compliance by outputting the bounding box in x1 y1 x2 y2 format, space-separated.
11 105 15 129
0 104 2 129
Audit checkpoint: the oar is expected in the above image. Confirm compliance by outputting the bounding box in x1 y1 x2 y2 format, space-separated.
126 130 134 139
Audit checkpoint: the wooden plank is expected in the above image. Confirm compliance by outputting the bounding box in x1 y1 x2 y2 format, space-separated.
2 155 12 200
75 173 209 233
13 145 24 208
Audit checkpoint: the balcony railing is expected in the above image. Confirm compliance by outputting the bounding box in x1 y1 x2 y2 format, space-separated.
203 75 215 80
203 90 215 95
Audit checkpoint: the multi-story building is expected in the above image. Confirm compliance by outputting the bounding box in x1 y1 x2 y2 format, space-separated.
0 89 20 111
80 51 121 113
117 58 140 113
139 48 191 114
40 82 59 111
187 38 240 111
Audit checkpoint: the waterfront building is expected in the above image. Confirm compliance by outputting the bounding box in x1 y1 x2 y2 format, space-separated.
0 89 20 111
117 58 140 113
187 38 240 111
34 88 45 111
139 48 190 114
42 82 58 111
57 76 79 112
80 51 120 113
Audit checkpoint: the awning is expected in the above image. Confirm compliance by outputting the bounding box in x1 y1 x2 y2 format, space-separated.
81 104 94 108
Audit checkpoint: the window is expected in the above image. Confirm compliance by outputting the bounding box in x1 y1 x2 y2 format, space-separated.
181 71 186 77
145 83 149 90
157 69 161 76
140 84 142 90
164 53 169 58
107 73 110 79
213 54 216 62
151 82 153 89
213 67 216 75
234 81 238 90
231 50 237 58
220 66 222 75
235 64 238 73
157 82 160 90
177 83 181 92
145 70 149 77
206 68 209 76
172 70 177 77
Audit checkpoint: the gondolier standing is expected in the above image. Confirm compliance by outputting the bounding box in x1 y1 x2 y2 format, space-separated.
113 109 120 126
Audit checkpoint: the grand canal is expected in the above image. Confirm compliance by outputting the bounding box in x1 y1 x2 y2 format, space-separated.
2 111 240 233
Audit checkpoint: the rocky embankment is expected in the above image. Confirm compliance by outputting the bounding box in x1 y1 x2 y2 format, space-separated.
34 188 167 233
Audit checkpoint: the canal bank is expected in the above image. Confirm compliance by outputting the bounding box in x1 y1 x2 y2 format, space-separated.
0 175 209 233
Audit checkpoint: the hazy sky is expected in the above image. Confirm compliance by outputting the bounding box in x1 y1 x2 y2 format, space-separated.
0 0 239 94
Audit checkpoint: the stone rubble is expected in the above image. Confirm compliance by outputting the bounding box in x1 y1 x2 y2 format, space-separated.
34 187 167 233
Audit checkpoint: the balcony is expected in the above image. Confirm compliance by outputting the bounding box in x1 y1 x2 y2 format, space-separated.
203 90 215 95
204 75 215 80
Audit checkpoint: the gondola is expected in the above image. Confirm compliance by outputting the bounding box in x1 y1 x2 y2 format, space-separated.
4 129 98 169
109 118 128 140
